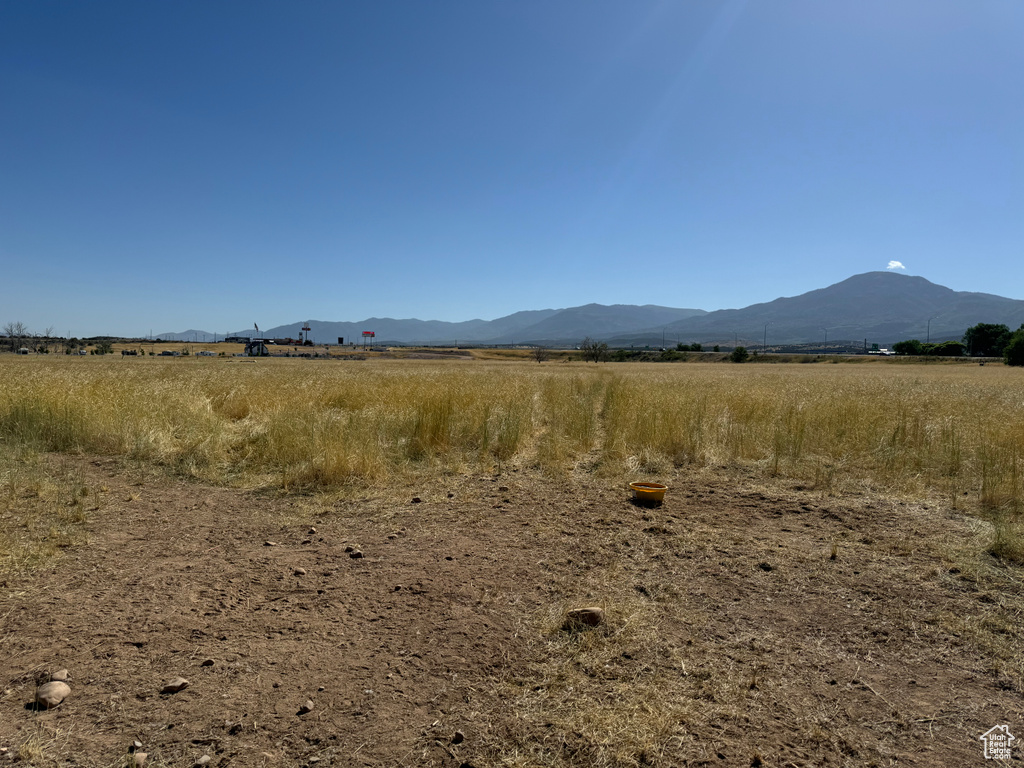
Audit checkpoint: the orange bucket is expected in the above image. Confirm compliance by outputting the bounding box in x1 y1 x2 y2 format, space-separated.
629 481 668 504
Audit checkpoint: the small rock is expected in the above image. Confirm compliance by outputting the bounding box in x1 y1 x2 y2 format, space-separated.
200 659 215 667
35 681 71 709
294 567 307 576
51 669 70 683
131 740 143 751
757 562 773 572
344 545 354 553
349 550 363 559
264 540 277 547
562 607 605 630
298 699 315 715
498 486 509 492
317 685 325 692
195 756 212 767
447 492 454 498
129 752 147 768
452 730 465 745
411 497 422 503
161 677 190 694
308 527 317 534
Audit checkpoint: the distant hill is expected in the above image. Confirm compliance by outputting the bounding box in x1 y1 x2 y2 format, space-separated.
226 304 706 345
479 304 708 345
614 272 1024 348
161 272 1024 348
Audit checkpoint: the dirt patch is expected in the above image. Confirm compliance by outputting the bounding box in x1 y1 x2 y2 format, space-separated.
1 458 1022 766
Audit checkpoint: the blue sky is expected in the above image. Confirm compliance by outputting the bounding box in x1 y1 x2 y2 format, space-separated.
2 1 1021 337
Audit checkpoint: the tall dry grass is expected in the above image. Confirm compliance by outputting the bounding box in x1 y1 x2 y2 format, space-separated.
0 358 1021 520
0 445 94 573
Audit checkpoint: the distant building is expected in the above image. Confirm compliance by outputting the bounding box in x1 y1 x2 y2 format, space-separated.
244 340 269 357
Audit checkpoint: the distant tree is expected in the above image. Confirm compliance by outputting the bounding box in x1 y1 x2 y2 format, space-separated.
927 340 965 357
3 321 27 352
713 345 720 352
532 346 549 363
580 337 609 363
963 323 1011 357
729 346 749 363
893 339 924 356
1004 327 1024 367
95 341 113 355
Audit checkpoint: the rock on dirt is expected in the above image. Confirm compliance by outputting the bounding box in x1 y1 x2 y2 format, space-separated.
160 677 190 694
50 668 70 683
34 681 71 709
263 540 278 547
293 567 307 576
563 607 606 630
298 699 314 715
194 756 212 767
129 752 147 767
349 550 364 559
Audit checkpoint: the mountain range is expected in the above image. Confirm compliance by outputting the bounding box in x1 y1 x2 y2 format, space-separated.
158 272 1024 347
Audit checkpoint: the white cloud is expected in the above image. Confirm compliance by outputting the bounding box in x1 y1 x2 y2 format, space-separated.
886 260 906 271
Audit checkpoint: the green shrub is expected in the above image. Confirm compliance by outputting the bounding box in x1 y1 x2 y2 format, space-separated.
893 339 923 356
1004 329 1024 367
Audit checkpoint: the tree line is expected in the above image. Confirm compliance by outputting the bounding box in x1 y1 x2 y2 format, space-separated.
894 323 1024 366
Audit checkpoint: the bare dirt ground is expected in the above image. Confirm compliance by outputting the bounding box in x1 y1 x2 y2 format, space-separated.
2 457 1022 767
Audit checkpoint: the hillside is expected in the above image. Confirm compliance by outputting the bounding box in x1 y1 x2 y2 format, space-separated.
159 272 1024 347
617 272 1024 348
222 305 705 345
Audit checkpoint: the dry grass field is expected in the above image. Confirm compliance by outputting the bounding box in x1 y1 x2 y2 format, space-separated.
1 356 1022 766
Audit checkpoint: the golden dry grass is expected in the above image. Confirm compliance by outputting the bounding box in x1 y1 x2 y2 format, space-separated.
0 356 1022 560
0 445 96 575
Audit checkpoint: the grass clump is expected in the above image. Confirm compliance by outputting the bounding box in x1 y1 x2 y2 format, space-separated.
0 446 93 574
